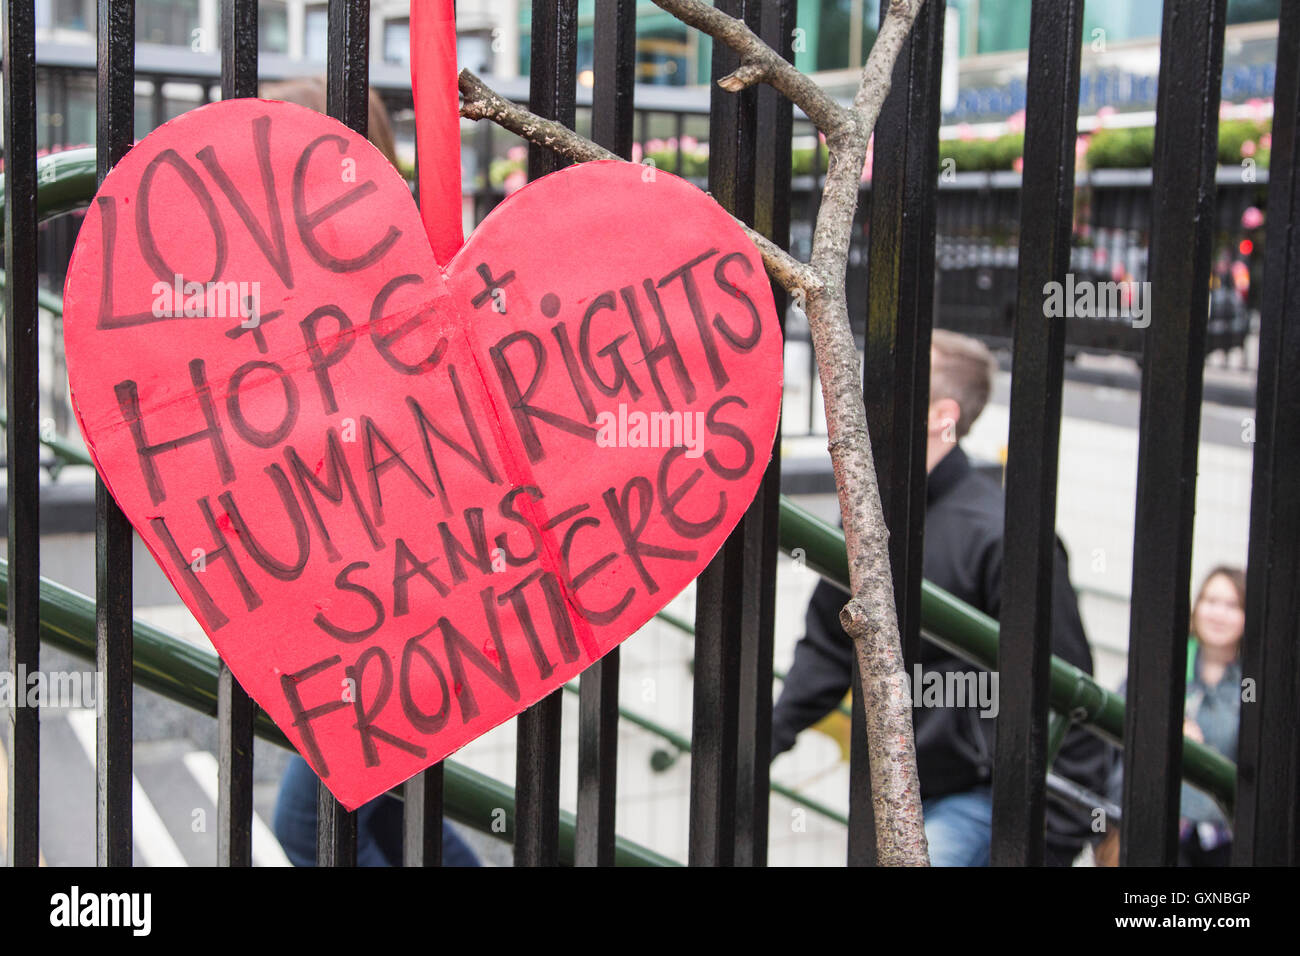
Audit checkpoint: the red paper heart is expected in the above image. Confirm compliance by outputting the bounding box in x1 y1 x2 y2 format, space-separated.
62 99 782 809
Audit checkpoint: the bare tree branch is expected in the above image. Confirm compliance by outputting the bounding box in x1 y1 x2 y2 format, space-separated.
459 69 619 162
799 0 932 867
460 0 932 865
650 0 932 866
458 69 823 297
647 0 850 135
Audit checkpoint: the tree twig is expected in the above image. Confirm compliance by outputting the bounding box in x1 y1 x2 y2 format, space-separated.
799 0 932 867
646 0 850 137
458 69 822 297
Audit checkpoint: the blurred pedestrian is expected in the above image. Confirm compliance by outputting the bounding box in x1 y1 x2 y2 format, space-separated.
1096 565 1246 866
1178 566 1246 866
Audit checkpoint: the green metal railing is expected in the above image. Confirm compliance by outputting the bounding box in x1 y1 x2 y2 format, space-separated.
0 146 98 222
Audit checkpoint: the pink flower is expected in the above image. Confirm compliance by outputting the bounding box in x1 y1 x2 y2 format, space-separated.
666 137 678 152
1005 109 1027 133
507 144 527 162
646 138 666 153
1075 135 1091 163
1248 97 1268 120
1242 206 1264 230
1095 106 1116 127
631 142 643 162
681 135 699 152
958 123 975 142
1241 139 1257 157
504 170 526 194
1013 156 1024 173
1262 133 1273 150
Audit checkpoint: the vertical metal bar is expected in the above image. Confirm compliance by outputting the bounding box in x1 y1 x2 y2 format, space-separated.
1234 0 1300 867
853 0 946 868
514 0 576 868
150 77 165 128
731 0 794 869
674 112 685 176
52 67 72 440
402 767 443 866
474 120 493 222
574 657 618 866
56 68 68 149
317 0 371 866
688 0 758 868
38 65 51 146
95 0 135 869
221 0 258 99
212 0 260 870
327 0 370 137
215 671 253 866
514 693 562 866
1121 0 1227 867
574 0 635 869
990 0 1085 867
316 784 357 867
846 686 877 863
807 334 817 436
4 0 40 871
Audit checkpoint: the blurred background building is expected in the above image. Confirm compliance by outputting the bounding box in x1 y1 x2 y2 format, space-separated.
26 1 1283 146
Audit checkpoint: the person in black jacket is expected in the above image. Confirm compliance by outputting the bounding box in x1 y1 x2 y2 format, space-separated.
772 329 1109 865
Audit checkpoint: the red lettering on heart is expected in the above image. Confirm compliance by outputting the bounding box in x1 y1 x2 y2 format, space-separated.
62 98 782 809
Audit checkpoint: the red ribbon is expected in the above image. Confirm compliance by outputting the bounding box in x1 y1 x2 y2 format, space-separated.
410 0 464 264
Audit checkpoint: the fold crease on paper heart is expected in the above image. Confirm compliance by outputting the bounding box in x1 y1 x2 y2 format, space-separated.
443 313 606 665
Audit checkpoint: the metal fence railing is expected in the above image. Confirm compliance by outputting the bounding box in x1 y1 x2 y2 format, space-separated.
3 0 1299 868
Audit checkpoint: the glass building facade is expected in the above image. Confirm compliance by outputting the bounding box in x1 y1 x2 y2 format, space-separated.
518 0 1280 84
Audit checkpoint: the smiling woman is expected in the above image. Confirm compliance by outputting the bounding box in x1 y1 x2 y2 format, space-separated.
1178 566 1247 865
1094 566 1248 868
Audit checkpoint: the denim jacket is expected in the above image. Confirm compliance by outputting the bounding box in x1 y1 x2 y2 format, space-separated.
1179 644 1242 827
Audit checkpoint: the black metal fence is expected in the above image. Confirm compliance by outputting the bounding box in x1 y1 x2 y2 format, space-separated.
3 0 1299 867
